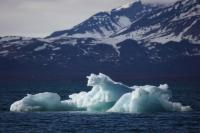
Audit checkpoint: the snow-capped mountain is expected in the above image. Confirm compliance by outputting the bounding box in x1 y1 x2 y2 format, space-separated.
49 0 155 38
0 0 200 82
48 0 200 45
115 0 200 44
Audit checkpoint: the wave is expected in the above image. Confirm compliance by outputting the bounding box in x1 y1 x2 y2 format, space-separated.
10 73 192 113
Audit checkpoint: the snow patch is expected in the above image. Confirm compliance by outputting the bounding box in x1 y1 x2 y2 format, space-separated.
0 50 9 56
117 16 132 27
52 47 61 51
34 43 48 52
115 0 140 11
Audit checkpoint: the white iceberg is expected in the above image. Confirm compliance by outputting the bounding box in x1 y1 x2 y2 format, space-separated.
10 73 192 113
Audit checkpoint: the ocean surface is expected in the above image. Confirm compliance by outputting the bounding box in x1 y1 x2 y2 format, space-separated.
0 79 200 133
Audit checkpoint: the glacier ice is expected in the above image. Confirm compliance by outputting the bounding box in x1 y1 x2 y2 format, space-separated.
10 92 62 112
63 73 131 112
108 85 191 113
10 73 192 113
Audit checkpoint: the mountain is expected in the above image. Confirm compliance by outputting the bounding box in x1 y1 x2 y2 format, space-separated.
48 0 154 38
0 0 200 82
114 0 200 44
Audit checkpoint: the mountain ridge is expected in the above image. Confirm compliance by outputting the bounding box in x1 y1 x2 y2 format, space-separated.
48 0 154 39
0 0 200 82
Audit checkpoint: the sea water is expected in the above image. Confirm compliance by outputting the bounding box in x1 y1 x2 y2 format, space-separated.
0 74 200 132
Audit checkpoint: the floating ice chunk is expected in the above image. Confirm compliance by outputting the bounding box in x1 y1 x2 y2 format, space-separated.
10 92 82 112
108 85 191 113
64 73 131 111
10 92 62 112
10 73 192 113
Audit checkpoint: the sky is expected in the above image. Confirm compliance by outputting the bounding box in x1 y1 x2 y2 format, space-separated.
0 0 178 37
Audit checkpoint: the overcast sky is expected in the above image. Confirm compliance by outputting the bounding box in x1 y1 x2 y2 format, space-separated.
0 0 178 37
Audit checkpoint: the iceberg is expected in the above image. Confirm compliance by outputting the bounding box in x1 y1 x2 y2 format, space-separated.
108 85 191 113
10 73 192 113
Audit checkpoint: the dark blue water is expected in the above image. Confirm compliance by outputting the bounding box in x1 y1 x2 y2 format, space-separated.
1 112 200 133
0 80 200 133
